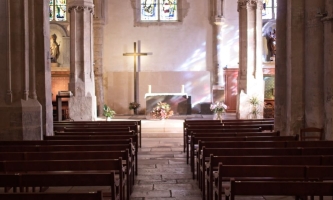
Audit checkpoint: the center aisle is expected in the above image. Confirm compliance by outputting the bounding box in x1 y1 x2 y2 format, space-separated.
130 119 202 200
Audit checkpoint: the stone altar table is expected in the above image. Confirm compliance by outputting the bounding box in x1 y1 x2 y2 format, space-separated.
145 93 191 115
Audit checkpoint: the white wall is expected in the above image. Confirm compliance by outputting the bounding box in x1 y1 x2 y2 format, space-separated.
102 0 240 114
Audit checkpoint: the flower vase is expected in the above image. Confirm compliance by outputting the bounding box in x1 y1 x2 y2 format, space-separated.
214 111 223 122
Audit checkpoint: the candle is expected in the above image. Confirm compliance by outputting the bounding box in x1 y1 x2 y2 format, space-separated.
148 85 151 93
181 85 185 93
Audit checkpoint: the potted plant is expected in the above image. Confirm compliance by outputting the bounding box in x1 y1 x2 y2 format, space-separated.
129 102 140 115
248 96 261 119
103 104 116 121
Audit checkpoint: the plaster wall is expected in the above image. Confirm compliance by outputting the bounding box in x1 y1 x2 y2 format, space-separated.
103 0 240 113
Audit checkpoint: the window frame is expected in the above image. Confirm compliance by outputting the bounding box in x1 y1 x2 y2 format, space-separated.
49 0 68 22
140 0 178 22
132 0 186 27
262 0 277 21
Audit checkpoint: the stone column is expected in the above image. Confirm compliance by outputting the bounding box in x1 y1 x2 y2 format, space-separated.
93 0 107 117
237 0 264 119
304 0 325 128
285 0 305 135
323 0 333 140
211 0 225 102
0 0 52 140
68 0 97 121
61 36 70 67
274 0 287 134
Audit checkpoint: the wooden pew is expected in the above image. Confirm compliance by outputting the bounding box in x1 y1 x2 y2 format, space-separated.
183 119 274 152
206 156 333 200
185 128 262 164
230 179 333 200
0 139 133 146
63 127 133 132
286 140 333 147
198 147 333 189
190 135 299 176
189 131 280 164
215 165 308 200
0 143 137 176
0 159 126 200
0 190 104 200
44 135 138 174
54 120 142 147
0 150 133 198
20 173 118 200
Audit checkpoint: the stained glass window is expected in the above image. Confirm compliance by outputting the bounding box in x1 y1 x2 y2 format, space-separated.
49 0 67 21
262 0 277 20
141 0 178 21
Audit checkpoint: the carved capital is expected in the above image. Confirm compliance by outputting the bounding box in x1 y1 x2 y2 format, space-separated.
322 15 333 22
68 6 94 14
237 0 263 12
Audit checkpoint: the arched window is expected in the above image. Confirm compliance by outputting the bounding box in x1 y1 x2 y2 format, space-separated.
141 0 178 21
262 0 277 20
49 0 67 21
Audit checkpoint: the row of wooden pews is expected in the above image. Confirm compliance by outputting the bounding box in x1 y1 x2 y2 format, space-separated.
184 119 333 200
0 120 141 200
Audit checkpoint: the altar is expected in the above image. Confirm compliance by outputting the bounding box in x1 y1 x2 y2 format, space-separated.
145 93 191 115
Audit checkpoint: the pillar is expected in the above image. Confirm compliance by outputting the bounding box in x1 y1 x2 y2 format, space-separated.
211 0 226 102
274 0 287 134
323 0 333 140
0 0 52 140
211 0 225 86
285 0 305 135
304 0 325 128
93 0 107 117
68 0 97 121
237 0 264 119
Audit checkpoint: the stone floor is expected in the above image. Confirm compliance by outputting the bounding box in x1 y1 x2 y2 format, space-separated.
130 137 201 200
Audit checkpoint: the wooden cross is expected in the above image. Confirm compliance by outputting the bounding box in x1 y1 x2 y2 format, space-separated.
123 42 150 114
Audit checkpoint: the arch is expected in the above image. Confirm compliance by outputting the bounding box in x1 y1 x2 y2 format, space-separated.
50 23 70 67
262 20 276 62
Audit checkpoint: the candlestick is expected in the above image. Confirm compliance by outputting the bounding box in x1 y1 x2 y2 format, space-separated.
181 85 185 93
148 85 151 93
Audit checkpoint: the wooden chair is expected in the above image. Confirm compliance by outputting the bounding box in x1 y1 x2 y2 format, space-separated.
300 127 324 141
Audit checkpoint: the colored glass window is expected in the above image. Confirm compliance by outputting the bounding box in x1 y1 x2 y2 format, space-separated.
262 0 277 20
50 0 67 21
141 0 178 21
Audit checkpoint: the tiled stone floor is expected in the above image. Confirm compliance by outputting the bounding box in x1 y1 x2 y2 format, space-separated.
130 137 202 200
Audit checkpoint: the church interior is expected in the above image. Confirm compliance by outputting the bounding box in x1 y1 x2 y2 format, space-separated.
1 0 333 199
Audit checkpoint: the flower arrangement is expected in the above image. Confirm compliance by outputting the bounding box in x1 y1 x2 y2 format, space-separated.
151 102 174 120
103 104 116 120
210 101 228 113
129 102 140 110
210 101 227 121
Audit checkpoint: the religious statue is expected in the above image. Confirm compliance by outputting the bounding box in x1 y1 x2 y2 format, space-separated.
50 34 60 63
266 29 276 61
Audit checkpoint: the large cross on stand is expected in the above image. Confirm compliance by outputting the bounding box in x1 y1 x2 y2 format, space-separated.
123 42 150 115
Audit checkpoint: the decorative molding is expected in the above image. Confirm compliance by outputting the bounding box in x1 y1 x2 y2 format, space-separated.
237 0 263 12
68 6 94 14
321 15 333 22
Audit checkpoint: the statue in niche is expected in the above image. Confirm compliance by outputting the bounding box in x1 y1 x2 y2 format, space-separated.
50 34 60 63
266 29 276 61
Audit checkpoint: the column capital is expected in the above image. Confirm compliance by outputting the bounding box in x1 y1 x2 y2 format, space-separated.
321 15 333 22
68 6 94 14
211 16 226 25
237 0 263 12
